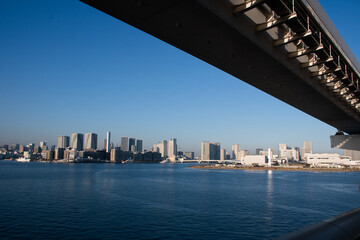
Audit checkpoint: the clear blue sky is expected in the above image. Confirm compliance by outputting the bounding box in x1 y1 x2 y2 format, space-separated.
1 0 359 155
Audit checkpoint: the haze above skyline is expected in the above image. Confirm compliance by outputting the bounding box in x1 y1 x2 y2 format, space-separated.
1 0 359 155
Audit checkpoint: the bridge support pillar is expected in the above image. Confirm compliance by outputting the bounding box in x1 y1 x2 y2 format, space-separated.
330 134 360 151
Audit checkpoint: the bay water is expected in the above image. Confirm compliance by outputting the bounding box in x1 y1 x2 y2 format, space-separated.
0 161 359 239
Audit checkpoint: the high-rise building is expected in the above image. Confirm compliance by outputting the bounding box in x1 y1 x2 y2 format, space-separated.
279 144 287 155
344 149 360 161
256 148 263 155
201 141 210 160
27 143 35 152
201 141 220 160
153 144 158 152
157 140 168 158
292 148 300 161
58 136 70 148
121 137 128 152
168 138 177 157
136 139 143 152
302 141 312 160
84 133 98 150
71 133 84 150
129 138 136 151
106 132 111 153
185 152 194 159
130 145 137 152
220 148 226 161
279 143 299 161
232 144 241 160
18 145 25 153
40 141 47 148
55 148 65 160
10 144 19 151
238 150 248 159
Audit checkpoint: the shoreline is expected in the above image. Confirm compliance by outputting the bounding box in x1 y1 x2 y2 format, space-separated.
189 165 360 172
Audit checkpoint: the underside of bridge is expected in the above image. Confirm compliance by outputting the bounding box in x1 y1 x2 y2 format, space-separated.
80 0 360 135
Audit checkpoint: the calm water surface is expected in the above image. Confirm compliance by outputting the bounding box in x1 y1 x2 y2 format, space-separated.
0 161 359 239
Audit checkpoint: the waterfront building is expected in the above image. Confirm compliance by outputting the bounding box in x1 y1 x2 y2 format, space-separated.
242 155 267 166
129 138 136 151
279 144 299 161
201 142 210 160
55 148 65 160
28 143 35 152
58 136 70 148
153 144 159 152
121 137 128 152
41 150 54 160
40 141 47 148
168 138 177 158
9 144 19 152
110 149 121 162
226 151 231 160
292 148 300 161
136 139 143 152
1 145 9 151
232 144 241 160
220 148 226 161
256 148 263 155
278 144 287 155
268 148 273 166
85 133 98 150
71 133 84 151
24 151 32 159
106 132 111 153
302 141 312 160
306 153 360 166
157 140 168 158
130 145 137 152
344 150 360 161
41 145 48 152
259 149 274 156
238 150 249 159
19 145 25 153
201 141 220 160
185 152 194 159
34 146 41 153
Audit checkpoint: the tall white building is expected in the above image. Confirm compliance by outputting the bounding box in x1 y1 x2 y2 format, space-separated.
157 140 168 158
58 136 70 148
302 141 313 160
201 141 220 160
344 149 360 161
84 133 98 150
238 150 249 159
232 144 241 160
121 137 128 152
278 144 287 154
168 138 177 157
279 144 300 161
71 133 84 151
220 148 226 161
106 132 111 153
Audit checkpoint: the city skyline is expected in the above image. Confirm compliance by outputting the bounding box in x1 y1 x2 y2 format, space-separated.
0 131 325 157
1 1 359 154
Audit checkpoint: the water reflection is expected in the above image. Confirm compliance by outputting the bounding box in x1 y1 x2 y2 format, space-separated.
265 170 274 227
